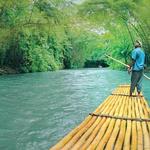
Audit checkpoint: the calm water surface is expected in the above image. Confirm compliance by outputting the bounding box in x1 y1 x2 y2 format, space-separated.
0 69 149 150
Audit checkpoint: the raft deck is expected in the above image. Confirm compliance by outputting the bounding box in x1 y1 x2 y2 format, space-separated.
50 85 150 150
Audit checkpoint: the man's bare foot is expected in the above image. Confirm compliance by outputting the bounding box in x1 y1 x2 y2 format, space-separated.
138 92 141 96
129 93 132 97
138 92 142 97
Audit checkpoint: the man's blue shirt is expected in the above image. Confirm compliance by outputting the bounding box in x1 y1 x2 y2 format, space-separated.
132 47 145 71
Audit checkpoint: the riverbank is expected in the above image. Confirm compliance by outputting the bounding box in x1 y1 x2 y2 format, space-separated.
0 67 19 75
0 66 150 75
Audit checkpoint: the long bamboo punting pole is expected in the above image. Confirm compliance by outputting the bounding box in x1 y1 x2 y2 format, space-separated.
105 54 150 80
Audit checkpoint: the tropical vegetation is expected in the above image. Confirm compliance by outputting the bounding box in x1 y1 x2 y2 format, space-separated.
0 0 149 73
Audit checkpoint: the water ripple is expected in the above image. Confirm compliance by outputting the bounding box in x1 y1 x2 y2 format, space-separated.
0 69 149 150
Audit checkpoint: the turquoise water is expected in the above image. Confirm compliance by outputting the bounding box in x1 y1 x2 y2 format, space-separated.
0 69 149 150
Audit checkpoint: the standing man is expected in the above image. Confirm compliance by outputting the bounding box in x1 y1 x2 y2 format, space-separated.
128 40 145 96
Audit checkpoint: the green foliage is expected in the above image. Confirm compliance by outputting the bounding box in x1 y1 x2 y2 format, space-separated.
0 0 149 73
79 0 150 68
0 0 69 72
18 32 60 72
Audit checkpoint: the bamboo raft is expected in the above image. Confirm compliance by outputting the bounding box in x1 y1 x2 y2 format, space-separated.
50 85 150 150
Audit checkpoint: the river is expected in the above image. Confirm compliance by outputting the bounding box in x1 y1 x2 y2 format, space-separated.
0 69 149 150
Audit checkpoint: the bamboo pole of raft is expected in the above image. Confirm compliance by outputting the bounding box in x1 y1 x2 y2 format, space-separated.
105 95 128 149
73 96 120 150
80 97 118 149
96 96 127 149
86 96 122 150
105 54 150 80
50 85 150 150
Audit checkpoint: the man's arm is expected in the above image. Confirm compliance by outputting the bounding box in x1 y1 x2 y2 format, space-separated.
128 49 136 73
129 59 135 69
128 59 135 74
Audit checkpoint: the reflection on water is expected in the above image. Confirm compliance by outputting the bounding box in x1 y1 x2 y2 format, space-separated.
0 69 149 150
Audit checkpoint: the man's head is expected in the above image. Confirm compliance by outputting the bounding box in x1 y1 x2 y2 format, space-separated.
135 40 142 48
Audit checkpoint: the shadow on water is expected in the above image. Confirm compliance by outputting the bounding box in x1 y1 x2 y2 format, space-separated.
0 68 149 150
